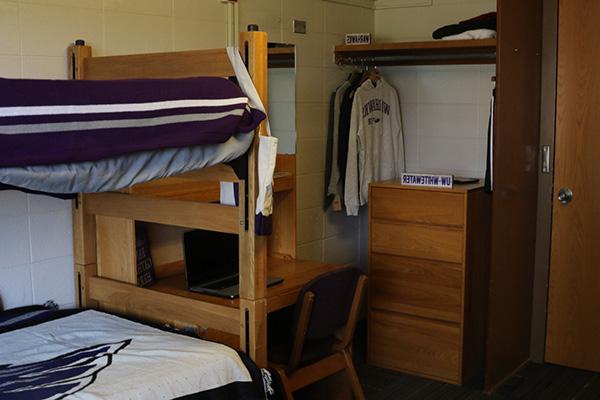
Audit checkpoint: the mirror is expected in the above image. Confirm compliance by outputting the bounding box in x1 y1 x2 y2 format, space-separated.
268 43 296 154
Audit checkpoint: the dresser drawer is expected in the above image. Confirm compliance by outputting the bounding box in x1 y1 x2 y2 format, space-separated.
369 310 461 383
371 187 465 226
370 253 462 322
371 221 464 263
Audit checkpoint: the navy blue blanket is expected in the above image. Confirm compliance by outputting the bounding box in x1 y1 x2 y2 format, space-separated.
0 77 265 167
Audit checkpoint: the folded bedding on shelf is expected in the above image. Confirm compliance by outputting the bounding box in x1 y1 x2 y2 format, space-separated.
432 11 496 40
0 308 269 400
441 28 496 41
0 76 265 168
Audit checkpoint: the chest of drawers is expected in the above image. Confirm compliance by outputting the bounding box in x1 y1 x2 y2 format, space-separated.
368 181 490 384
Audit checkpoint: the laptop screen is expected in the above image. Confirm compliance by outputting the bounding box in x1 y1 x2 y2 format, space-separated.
183 229 239 287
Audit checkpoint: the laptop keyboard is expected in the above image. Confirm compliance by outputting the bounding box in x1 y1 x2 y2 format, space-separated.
204 276 239 290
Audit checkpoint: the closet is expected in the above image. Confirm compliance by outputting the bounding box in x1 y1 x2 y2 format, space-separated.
335 0 543 392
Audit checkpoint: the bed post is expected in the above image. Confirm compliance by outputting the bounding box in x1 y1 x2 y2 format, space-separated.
69 41 98 308
239 29 269 366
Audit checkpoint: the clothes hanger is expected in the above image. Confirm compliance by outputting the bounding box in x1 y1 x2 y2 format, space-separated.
359 62 381 85
369 64 381 84
349 65 362 82
360 63 371 84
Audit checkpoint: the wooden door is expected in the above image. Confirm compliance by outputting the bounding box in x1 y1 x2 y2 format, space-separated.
545 0 600 371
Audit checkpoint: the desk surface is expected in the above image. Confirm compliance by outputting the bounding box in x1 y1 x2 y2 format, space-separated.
148 257 348 313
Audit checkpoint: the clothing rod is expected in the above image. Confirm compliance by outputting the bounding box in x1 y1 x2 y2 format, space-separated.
335 51 497 66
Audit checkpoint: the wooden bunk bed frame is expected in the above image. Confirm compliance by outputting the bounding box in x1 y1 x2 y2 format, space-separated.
69 31 281 366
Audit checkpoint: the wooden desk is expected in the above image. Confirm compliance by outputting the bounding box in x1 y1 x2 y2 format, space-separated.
143 257 345 348
149 257 347 313
266 258 347 312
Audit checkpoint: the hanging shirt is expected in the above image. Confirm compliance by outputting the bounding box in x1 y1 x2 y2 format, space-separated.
344 78 405 216
325 80 351 210
337 76 363 193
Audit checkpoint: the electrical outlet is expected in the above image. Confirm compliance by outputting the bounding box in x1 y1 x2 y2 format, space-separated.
293 20 307 34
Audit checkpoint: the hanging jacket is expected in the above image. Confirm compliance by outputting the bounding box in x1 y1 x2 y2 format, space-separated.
344 78 405 216
337 75 363 193
325 80 351 210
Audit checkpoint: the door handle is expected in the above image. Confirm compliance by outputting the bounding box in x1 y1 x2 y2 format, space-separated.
557 188 573 205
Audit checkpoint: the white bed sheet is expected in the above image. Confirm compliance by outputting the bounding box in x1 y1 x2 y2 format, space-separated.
0 310 252 400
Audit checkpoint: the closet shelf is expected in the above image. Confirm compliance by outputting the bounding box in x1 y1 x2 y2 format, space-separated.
334 38 496 66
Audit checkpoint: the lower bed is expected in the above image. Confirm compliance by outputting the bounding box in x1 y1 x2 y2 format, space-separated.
0 307 270 400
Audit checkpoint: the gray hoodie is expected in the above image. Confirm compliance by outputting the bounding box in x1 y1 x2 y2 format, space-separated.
344 78 405 216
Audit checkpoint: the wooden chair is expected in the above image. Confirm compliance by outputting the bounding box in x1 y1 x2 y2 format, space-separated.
268 267 368 399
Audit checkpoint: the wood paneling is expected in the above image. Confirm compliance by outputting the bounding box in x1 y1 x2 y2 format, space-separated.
370 253 462 322
85 192 240 234
240 298 268 366
269 154 296 259
371 222 464 264
485 0 543 391
368 183 489 385
72 196 97 266
239 31 268 304
83 49 235 80
334 39 496 66
122 161 293 203
530 0 558 363
370 187 464 227
89 276 240 335
68 44 91 80
73 263 98 308
462 189 491 382
369 310 461 383
96 216 136 284
546 0 600 372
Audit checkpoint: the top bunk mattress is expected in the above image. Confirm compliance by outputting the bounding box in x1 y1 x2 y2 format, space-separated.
0 47 276 196
0 76 265 168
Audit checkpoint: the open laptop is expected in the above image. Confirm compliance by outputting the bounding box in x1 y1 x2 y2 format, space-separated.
183 229 283 299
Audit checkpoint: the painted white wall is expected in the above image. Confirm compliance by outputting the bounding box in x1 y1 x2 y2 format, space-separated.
0 191 73 309
386 64 495 179
0 0 229 310
374 0 496 179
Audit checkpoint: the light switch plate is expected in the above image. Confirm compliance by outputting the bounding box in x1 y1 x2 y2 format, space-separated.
293 20 307 34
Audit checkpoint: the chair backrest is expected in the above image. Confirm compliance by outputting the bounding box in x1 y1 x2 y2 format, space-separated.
292 267 362 341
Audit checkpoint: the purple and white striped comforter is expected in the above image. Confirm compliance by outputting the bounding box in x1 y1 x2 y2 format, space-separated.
0 77 265 168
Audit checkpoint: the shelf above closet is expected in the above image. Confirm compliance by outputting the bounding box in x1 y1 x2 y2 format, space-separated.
334 38 496 66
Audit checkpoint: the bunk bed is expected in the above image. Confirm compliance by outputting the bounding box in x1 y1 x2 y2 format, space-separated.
0 29 348 400
0 30 305 399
